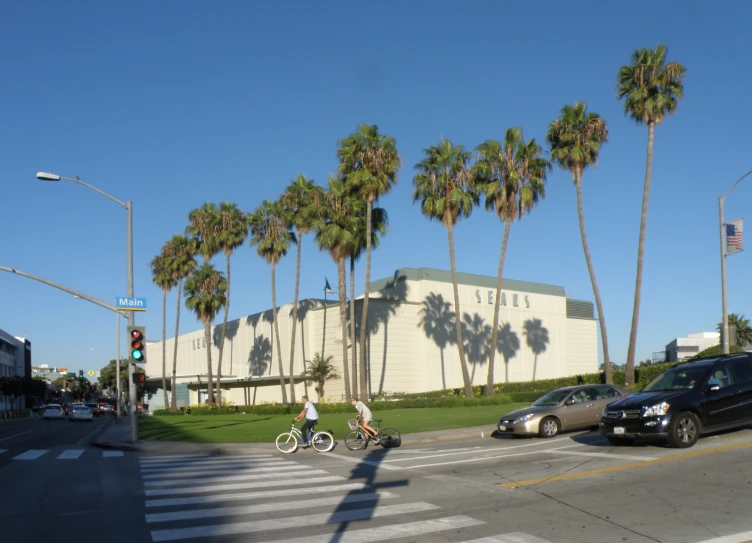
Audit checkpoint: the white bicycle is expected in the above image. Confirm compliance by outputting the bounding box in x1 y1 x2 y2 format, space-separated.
275 420 335 454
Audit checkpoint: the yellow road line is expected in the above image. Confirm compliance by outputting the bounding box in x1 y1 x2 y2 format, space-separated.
500 439 752 489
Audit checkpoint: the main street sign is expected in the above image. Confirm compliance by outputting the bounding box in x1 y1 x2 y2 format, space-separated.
116 297 147 311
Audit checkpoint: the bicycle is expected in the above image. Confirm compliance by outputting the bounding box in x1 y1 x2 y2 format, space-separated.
344 418 401 451
275 420 335 454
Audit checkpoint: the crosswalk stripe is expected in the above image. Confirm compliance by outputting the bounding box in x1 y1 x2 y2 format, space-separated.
145 482 368 508
139 454 271 465
139 454 211 462
103 451 124 458
150 501 440 542
57 449 84 460
13 449 48 460
140 459 290 475
139 457 281 469
142 462 298 479
145 471 336 496
0 449 6 456
144 466 313 486
261 516 485 543
146 491 395 523
462 533 552 543
325 452 405 470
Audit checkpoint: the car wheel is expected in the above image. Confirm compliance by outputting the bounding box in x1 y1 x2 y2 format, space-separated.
666 411 700 448
607 436 635 446
539 417 560 438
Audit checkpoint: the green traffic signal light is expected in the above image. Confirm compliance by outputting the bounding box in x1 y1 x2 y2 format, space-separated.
128 326 146 363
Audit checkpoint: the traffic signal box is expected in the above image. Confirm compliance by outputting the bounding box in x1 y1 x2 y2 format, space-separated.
128 326 146 363
132 373 146 385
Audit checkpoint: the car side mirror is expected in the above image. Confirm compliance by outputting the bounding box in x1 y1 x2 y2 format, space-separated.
565 398 575 406
706 384 720 393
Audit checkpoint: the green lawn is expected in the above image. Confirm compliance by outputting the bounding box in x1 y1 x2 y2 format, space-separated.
137 403 528 443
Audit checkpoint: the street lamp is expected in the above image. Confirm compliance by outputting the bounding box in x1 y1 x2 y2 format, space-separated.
719 169 752 354
35 171 136 440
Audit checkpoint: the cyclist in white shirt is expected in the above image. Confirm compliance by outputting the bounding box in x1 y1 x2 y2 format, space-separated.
351 396 377 439
293 395 319 447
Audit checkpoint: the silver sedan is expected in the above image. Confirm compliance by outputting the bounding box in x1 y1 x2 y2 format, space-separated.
497 384 630 438
68 405 94 422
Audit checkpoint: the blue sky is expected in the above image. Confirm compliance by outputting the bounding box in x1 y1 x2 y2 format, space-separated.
2 1 750 374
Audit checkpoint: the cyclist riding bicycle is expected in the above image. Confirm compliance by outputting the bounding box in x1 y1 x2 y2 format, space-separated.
350 396 377 439
293 395 318 448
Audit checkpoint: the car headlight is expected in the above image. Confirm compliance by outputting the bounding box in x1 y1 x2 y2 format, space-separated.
514 414 535 424
642 402 670 417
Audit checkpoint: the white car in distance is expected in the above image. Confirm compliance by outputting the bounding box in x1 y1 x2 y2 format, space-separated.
43 404 65 420
68 405 93 422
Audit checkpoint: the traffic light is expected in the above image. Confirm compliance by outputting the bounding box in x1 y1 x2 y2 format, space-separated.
78 369 84 380
128 325 146 363
132 372 146 385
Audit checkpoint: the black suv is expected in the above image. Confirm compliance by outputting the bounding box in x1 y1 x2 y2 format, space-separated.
599 353 752 448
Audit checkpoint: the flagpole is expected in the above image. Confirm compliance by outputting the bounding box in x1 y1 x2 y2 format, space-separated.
719 169 752 355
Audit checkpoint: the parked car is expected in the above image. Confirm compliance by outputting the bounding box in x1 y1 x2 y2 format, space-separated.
68 405 93 422
600 353 752 448
497 384 630 438
43 404 65 420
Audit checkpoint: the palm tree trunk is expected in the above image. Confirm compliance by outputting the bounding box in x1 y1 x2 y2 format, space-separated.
626 121 655 386
216 252 231 405
575 171 612 385
486 219 511 398
162 289 168 409
357 200 373 400
204 322 214 404
338 257 352 400
349 255 357 396
447 221 472 398
170 279 182 411
271 261 288 404
288 231 302 404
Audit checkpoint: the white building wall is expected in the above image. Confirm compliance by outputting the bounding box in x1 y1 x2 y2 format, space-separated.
565 319 599 375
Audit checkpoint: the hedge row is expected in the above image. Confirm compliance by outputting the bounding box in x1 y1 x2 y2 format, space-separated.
0 410 32 422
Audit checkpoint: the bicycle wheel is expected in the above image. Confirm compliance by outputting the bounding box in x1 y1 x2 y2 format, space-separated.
380 428 401 448
345 430 368 451
311 431 335 453
275 432 298 454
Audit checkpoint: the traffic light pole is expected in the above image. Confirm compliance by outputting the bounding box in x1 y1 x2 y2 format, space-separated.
126 200 138 444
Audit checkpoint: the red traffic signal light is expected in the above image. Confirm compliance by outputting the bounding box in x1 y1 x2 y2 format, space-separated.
127 326 146 363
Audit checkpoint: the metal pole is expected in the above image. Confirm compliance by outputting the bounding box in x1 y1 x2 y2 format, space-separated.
719 196 729 355
116 312 121 418
126 200 138 443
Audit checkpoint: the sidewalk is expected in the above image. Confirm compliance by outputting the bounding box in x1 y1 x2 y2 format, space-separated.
91 416 499 454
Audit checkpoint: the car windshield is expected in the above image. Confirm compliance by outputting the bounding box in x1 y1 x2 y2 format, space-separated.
532 389 571 406
642 366 710 392
75 407 89 411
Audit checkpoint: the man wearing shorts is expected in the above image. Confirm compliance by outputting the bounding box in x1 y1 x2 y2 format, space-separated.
293 395 318 447
351 396 376 439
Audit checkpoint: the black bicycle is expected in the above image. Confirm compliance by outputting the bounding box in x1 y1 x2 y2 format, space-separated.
344 418 401 451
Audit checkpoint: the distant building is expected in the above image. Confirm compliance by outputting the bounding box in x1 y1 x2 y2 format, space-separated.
144 267 598 408
665 332 720 362
0 328 31 411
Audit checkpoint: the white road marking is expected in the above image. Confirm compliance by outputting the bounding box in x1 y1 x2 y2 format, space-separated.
13 449 48 460
544 450 654 462
144 466 313 486
382 437 574 463
464 533 552 542
140 458 288 473
0 449 6 456
256 515 485 543
384 446 483 455
406 447 572 469
325 452 405 470
139 453 271 463
139 457 280 469
141 463 299 479
146 491 395 523
145 482 367 508
145 471 337 496
139 454 211 462
150 502 439 541
57 449 85 460
103 451 124 457
0 430 32 442
694 530 752 543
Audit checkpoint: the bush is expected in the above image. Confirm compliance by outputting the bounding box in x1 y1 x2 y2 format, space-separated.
691 344 745 360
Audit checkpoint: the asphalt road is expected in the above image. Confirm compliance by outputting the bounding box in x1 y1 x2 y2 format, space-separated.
4 423 752 543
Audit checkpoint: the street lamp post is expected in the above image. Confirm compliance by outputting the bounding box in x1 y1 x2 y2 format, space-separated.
719 169 752 354
36 172 136 441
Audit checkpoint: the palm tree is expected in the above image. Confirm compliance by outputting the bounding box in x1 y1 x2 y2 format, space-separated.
547 102 612 384
162 234 197 410
313 175 364 401
475 127 550 397
618 44 686 386
148 252 177 409
413 138 479 398
248 199 295 405
302 353 340 401
281 175 325 403
338 123 401 399
187 203 220 263
718 313 752 347
184 263 227 404
214 202 248 404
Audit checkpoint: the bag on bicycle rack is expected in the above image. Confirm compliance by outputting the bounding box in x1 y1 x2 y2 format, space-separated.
347 419 359 431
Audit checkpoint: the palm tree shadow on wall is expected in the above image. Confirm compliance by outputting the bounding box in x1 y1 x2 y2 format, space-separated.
212 318 240 377
289 298 320 397
523 318 549 381
246 334 272 406
363 274 409 397
462 312 491 385
497 322 521 383
418 293 456 390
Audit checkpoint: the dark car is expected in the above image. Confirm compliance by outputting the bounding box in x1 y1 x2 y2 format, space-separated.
85 402 100 416
600 353 752 448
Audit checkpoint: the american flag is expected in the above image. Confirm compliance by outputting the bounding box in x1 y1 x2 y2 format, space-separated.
726 219 744 255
